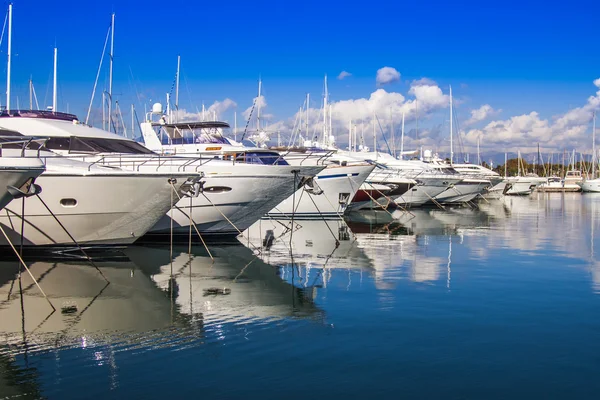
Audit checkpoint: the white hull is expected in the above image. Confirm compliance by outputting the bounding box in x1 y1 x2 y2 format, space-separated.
148 164 325 236
266 164 374 219
434 179 491 203
579 179 600 193
505 178 544 196
0 173 190 246
395 178 458 206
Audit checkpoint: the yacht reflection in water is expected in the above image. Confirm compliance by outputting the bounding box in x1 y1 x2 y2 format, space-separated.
0 245 323 396
242 208 494 290
125 245 323 323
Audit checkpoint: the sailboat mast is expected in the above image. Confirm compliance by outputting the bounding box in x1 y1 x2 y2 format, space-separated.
348 119 352 151
449 85 453 164
257 78 262 130
390 107 395 157
373 113 376 153
234 111 237 141
131 104 135 138
593 111 597 179
6 3 12 111
323 75 328 145
108 12 115 132
29 77 32 109
52 47 58 112
504 152 507 177
401 111 405 159
175 55 180 122
305 93 309 144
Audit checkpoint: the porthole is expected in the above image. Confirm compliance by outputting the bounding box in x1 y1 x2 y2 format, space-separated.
204 186 232 193
60 198 78 207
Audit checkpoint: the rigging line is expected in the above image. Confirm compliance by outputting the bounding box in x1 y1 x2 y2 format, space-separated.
0 10 6 49
374 113 392 154
127 65 144 114
240 98 257 141
0 225 56 311
85 25 111 125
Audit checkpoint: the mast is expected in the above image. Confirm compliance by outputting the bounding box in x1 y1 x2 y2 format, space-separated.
52 47 58 112
390 107 395 157
175 55 180 122
477 137 481 165
6 3 12 111
108 13 115 132
131 104 135 138
348 119 352 151
323 75 328 145
29 77 32 109
329 104 333 146
449 85 453 164
593 111 597 179
305 93 309 143
234 111 237 141
504 152 507 177
400 111 405 159
257 77 262 130
372 113 376 153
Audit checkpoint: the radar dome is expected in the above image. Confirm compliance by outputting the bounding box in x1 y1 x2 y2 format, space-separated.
152 103 163 114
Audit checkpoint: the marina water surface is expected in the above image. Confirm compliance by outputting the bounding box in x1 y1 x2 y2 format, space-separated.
2 193 600 399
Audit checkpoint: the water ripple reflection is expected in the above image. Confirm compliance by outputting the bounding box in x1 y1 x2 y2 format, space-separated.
1 193 600 398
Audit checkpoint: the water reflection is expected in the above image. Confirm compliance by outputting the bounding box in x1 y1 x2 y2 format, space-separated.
1 193 600 398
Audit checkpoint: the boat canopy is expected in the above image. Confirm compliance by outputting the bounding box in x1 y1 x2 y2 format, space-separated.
0 111 154 154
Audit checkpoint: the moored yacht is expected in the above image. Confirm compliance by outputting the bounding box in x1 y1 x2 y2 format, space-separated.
0 112 203 246
0 110 324 240
140 115 371 220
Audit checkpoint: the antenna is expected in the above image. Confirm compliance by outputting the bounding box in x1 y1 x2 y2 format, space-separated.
52 47 58 112
108 13 115 132
6 3 12 111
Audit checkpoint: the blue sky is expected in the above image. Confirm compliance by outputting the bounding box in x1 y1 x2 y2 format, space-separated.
3 0 600 153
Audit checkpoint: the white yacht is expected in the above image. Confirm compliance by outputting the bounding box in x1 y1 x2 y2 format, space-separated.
504 175 546 195
336 151 459 207
140 116 371 221
0 111 324 241
0 112 203 246
451 163 504 199
579 179 600 193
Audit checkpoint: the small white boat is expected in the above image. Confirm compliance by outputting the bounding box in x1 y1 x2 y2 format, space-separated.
578 179 600 193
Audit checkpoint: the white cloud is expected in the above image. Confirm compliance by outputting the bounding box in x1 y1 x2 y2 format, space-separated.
411 78 437 87
464 104 500 126
171 98 237 121
337 71 352 80
461 78 600 152
376 67 400 86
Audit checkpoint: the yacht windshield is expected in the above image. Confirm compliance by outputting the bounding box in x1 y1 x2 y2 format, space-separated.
235 151 288 165
44 137 154 154
156 125 232 146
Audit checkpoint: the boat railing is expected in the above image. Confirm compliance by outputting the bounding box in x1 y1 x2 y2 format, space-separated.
0 136 50 158
75 150 331 172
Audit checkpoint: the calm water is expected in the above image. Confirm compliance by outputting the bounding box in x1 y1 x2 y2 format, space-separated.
2 193 600 399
